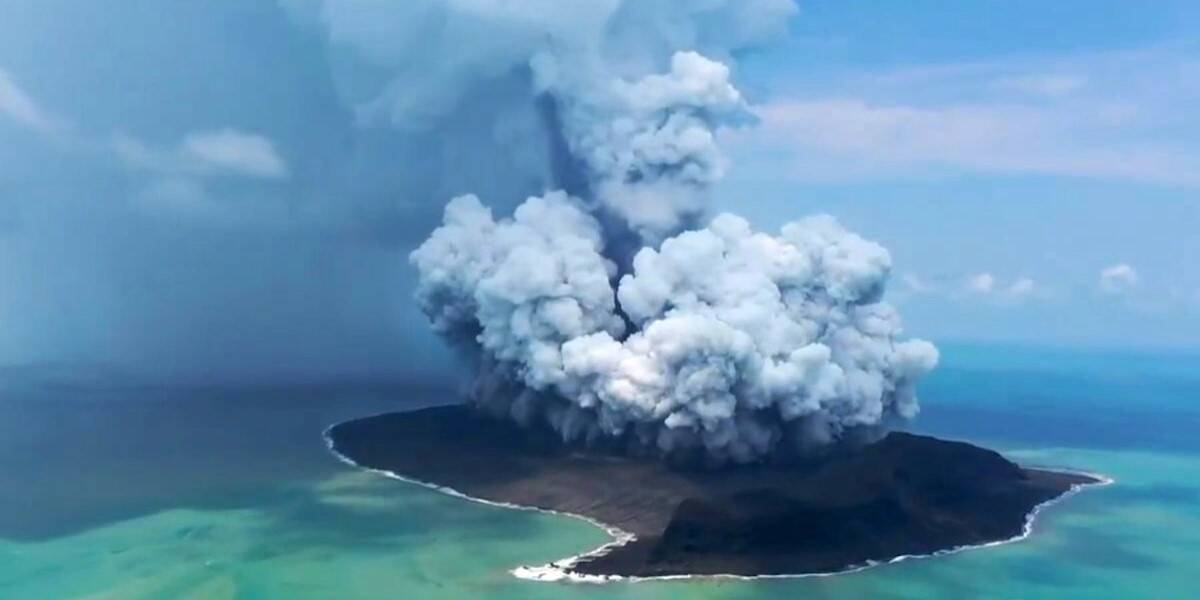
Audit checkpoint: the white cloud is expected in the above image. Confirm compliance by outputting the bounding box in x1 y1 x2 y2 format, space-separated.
1007 277 1036 298
900 273 932 294
964 272 1037 301
992 73 1087 97
112 129 290 224
0 68 63 134
966 272 996 294
890 272 946 304
733 44 1200 186
114 129 288 180
895 271 1042 304
181 130 288 179
746 98 1200 186
1100 263 1139 294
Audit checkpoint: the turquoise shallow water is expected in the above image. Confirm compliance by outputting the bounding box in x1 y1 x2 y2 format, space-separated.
1 345 1198 599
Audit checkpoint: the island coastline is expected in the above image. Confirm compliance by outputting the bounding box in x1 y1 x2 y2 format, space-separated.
324 406 1111 583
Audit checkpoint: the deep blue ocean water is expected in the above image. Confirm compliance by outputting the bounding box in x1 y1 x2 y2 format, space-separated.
0 343 1197 598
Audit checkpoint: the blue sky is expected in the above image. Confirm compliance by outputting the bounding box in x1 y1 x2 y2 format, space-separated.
717 0 1200 348
0 1 1196 382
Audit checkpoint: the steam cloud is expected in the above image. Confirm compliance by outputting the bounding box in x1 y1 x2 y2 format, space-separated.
414 191 938 461
306 0 940 461
536 49 747 240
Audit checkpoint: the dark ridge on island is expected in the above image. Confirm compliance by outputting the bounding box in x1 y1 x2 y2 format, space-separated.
325 405 1106 581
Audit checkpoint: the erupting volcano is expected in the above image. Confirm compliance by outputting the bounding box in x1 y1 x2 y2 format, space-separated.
325 0 1106 581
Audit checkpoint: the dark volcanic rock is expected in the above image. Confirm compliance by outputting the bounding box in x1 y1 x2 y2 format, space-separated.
326 405 1102 578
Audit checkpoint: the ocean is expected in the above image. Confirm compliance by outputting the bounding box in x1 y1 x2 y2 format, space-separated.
1 344 1198 599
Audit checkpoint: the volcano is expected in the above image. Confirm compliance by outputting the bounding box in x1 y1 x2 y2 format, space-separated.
325 405 1103 580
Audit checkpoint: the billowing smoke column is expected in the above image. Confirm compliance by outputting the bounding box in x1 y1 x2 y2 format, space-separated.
403 0 938 462
413 191 937 462
534 50 747 241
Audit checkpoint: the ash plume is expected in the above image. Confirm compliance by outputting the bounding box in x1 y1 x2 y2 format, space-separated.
535 49 748 242
352 0 940 461
414 194 937 462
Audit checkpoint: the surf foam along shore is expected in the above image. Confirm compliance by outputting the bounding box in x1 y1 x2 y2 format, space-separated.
324 405 1108 582
509 466 1114 583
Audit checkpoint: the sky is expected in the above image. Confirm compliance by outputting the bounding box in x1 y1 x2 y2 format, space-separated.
0 0 1196 385
719 0 1200 348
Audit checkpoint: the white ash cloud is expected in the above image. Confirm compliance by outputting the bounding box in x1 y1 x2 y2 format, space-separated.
410 192 625 390
534 50 749 241
387 0 936 460
564 213 937 460
414 197 938 461
284 0 939 459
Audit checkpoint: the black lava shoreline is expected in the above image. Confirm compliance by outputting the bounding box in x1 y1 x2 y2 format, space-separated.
325 405 1108 582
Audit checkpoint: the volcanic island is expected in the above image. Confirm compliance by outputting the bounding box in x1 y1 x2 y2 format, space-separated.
326 405 1106 581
